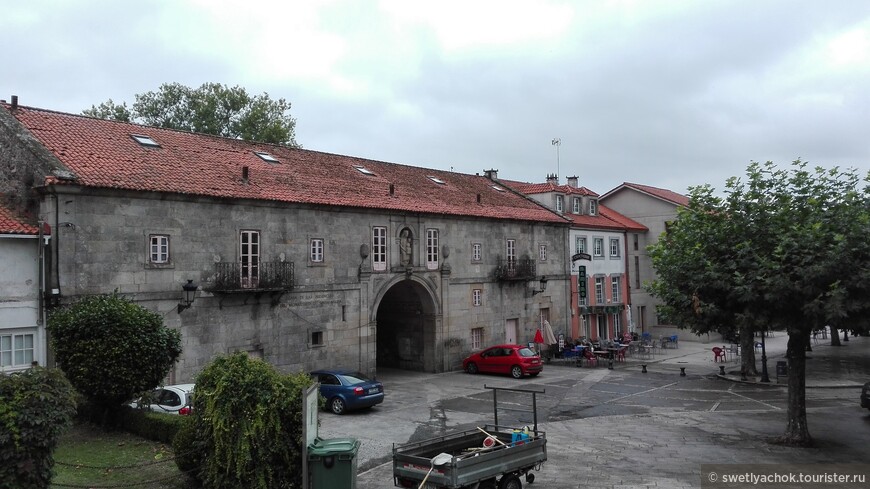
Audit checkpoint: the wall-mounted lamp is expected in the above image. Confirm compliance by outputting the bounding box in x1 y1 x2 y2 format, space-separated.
177 279 199 313
531 276 548 295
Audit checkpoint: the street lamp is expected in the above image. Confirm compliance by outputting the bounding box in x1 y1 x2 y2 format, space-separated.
759 329 770 383
177 279 199 313
531 276 548 295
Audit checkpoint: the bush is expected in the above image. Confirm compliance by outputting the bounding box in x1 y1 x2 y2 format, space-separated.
47 293 182 421
0 367 77 489
192 353 316 489
172 416 203 486
119 408 186 444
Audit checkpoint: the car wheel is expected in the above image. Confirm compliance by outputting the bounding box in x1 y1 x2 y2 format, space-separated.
466 362 479 374
329 397 346 415
498 474 522 489
510 366 523 379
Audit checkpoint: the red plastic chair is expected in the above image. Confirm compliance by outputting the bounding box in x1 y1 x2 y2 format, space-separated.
583 349 599 367
712 347 726 363
616 346 628 362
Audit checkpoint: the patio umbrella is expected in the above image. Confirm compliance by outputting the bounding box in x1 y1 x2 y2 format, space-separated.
533 329 544 344
542 320 557 345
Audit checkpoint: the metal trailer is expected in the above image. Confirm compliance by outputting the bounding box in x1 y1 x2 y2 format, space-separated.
392 386 546 489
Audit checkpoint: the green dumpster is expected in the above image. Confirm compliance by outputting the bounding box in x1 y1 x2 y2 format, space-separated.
308 438 360 489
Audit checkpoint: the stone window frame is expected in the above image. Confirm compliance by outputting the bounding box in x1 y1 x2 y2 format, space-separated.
471 242 482 263
593 237 605 259
471 327 484 350
145 232 174 269
372 226 387 272
309 238 324 265
539 244 547 262
609 237 621 259
426 228 439 270
309 330 325 348
472 288 482 307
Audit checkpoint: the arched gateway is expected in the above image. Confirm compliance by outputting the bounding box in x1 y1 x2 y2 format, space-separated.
374 276 441 372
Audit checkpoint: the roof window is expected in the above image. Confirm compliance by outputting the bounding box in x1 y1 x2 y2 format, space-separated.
254 151 279 163
491 185 505 192
354 165 376 176
428 176 446 185
131 134 160 147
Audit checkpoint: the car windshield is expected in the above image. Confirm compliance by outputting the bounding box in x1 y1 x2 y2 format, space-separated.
517 347 537 357
337 372 373 385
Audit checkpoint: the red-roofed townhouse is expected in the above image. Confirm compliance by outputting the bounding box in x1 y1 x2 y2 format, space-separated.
0 200 49 372
504 175 647 342
600 182 689 338
0 100 571 382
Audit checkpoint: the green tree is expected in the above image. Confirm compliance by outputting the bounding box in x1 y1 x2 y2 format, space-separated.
83 82 299 146
191 352 315 489
47 293 182 420
649 161 870 446
0 367 77 489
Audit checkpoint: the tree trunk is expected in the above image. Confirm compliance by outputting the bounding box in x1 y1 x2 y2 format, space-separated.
778 331 813 446
740 328 757 376
830 325 841 346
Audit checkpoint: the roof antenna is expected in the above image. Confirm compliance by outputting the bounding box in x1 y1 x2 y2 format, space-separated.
551 138 561 183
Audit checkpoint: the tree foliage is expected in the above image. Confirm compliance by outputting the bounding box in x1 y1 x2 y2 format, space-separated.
0 367 77 489
648 160 870 445
47 293 182 412
190 353 316 489
83 82 298 146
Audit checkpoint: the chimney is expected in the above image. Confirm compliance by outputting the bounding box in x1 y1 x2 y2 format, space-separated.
546 173 559 185
483 169 498 180
567 176 579 188
11 95 18 109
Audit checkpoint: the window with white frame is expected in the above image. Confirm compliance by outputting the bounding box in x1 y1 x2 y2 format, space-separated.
613 312 622 334
593 238 604 257
310 238 324 263
506 239 517 270
573 197 581 214
473 288 482 306
149 234 169 264
471 327 484 350
471 243 482 262
555 195 564 212
611 276 621 303
589 199 598 216
595 276 605 303
539 244 547 262
576 236 587 254
426 229 439 270
372 226 387 271
240 230 260 288
610 238 620 258
0 333 34 368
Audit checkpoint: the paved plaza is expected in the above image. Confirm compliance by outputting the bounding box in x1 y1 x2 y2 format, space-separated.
318 333 870 488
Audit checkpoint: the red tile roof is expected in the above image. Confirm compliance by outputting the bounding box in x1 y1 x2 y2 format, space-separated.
601 182 689 207
499 180 647 232
0 200 40 235
3 104 569 224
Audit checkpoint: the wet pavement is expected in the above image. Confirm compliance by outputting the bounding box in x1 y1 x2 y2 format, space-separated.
316 334 870 488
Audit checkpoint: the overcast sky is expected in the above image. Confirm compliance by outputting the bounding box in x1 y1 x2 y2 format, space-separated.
3 0 869 195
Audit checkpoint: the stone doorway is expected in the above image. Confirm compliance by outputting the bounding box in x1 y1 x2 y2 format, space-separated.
375 279 438 372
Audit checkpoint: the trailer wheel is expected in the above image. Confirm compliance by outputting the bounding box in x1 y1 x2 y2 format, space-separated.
525 472 535 483
498 474 522 489
477 479 497 489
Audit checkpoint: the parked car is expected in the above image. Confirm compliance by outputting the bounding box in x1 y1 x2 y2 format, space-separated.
311 369 385 415
861 381 870 410
129 383 195 415
463 344 543 379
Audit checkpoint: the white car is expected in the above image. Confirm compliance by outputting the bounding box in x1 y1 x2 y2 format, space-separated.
130 383 195 415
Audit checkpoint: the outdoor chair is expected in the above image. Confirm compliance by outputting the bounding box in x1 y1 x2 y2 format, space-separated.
712 346 726 363
583 349 599 367
670 335 679 348
616 346 628 363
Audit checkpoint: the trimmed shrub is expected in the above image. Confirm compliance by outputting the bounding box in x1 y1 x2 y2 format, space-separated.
172 416 203 486
192 352 316 489
119 408 186 444
0 367 77 489
47 293 182 422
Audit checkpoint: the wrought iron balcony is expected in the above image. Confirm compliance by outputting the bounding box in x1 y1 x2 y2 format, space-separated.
210 261 294 293
494 256 536 282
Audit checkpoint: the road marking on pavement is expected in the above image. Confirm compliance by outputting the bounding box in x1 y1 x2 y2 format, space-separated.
603 381 679 404
724 388 782 410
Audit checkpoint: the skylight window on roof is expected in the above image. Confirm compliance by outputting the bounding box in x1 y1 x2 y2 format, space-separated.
131 134 160 147
491 185 505 192
428 176 446 185
354 165 376 176
254 151 279 163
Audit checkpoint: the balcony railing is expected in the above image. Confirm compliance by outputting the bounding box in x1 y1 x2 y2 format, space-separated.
494 256 536 282
210 261 294 292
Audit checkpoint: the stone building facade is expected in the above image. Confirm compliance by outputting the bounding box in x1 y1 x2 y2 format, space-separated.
0 101 571 381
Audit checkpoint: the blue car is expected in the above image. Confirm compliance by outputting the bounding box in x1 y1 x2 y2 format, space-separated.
311 369 385 415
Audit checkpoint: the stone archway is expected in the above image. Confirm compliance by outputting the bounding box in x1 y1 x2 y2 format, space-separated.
375 278 439 372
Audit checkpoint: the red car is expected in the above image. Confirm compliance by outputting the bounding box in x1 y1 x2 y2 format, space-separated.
463 344 543 379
